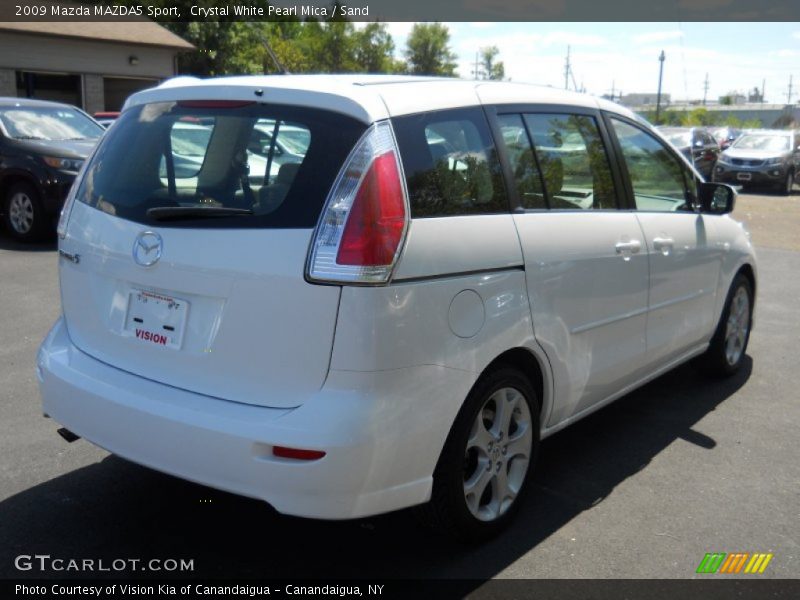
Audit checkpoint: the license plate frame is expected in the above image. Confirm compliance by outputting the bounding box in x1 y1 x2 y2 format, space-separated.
124 289 190 349
736 172 752 181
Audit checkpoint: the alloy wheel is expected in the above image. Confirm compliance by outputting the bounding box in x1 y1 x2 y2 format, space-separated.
724 285 750 366
463 387 533 522
8 192 35 234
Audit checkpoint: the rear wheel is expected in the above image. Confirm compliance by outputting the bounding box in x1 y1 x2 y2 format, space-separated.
3 182 48 242
416 366 539 542
699 273 753 376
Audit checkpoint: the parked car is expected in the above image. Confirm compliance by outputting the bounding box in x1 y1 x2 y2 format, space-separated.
710 126 742 150
93 111 120 129
39 76 756 541
659 126 720 180
713 129 799 195
0 98 104 241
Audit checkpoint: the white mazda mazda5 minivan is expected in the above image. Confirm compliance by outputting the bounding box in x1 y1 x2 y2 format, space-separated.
38 76 756 540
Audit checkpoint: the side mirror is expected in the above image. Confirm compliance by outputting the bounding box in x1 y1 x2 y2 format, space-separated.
698 182 736 214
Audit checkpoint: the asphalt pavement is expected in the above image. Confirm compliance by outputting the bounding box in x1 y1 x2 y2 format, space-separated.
0 205 797 584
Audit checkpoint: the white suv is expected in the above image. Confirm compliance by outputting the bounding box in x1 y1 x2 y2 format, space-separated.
38 76 756 540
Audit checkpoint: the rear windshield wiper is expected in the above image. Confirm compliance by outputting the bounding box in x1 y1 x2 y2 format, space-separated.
146 206 254 221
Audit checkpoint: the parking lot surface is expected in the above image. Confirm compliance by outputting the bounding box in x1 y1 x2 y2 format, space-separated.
0 192 798 582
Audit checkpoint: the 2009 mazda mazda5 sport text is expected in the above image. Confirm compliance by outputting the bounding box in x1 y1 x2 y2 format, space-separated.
37 75 756 541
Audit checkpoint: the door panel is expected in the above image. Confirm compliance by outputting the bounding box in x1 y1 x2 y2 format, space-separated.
608 117 723 366
636 213 722 361
499 111 649 425
514 212 649 425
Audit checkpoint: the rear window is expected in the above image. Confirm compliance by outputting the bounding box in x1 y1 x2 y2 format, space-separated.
392 107 508 218
76 101 366 228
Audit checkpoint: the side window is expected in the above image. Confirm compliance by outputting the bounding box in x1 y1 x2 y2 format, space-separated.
392 107 508 217
497 114 546 209
523 113 617 210
610 118 693 213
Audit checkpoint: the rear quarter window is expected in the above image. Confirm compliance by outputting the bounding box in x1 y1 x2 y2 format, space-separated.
392 107 508 218
77 101 366 229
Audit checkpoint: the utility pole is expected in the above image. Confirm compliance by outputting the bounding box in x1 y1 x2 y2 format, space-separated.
702 73 709 106
761 79 766 104
655 50 666 124
564 46 571 90
788 75 794 105
472 51 480 80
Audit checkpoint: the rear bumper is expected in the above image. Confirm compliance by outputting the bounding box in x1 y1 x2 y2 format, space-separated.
37 317 474 519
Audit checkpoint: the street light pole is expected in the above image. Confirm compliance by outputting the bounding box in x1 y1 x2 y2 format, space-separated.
655 50 666 124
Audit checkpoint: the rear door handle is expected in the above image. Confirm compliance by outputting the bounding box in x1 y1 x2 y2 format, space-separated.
615 240 641 258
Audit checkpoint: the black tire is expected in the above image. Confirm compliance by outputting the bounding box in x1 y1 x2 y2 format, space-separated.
698 273 753 376
780 170 794 196
3 181 48 242
415 366 540 542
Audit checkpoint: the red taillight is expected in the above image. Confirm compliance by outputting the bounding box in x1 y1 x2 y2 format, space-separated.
336 152 406 266
272 446 327 461
307 120 408 284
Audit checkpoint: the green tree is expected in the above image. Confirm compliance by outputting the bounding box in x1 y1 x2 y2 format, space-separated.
478 46 505 81
315 20 358 72
353 22 397 73
90 1 406 76
404 23 458 76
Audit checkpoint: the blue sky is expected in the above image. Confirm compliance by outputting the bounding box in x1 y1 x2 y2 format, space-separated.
384 23 800 103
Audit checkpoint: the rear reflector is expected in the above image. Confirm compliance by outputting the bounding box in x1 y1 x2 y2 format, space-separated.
272 446 327 461
307 120 409 284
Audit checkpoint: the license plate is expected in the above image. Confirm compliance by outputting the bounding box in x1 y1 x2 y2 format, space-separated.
124 289 189 349
737 172 752 181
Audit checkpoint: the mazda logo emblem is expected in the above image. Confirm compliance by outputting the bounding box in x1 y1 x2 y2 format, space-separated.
132 231 163 267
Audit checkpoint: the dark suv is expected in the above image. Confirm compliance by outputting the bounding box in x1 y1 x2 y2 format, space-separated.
714 129 800 195
659 127 720 180
0 98 104 241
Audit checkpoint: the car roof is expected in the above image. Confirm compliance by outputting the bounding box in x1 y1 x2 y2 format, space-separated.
125 74 639 124
0 96 79 109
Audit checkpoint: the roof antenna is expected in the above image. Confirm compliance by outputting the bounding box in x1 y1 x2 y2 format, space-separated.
249 24 290 75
